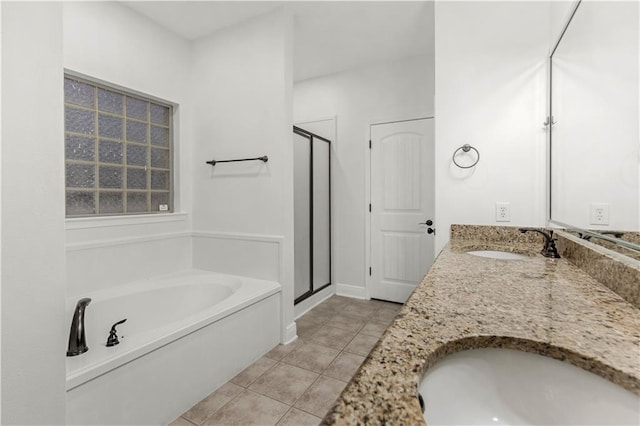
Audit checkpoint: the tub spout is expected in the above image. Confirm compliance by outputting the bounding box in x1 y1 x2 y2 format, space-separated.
67 298 91 356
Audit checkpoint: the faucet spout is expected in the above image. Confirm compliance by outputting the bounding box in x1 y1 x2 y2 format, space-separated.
519 228 561 258
67 297 91 356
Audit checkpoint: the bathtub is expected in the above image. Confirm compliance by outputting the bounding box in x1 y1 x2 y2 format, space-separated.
65 269 281 425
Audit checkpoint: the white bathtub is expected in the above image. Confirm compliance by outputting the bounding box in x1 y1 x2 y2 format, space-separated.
66 269 281 425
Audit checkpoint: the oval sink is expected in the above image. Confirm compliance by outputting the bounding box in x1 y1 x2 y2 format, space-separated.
466 250 528 260
419 348 639 425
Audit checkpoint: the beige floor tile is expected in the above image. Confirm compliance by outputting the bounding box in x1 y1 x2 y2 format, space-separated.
369 317 393 327
379 302 403 313
319 296 351 312
169 416 197 426
347 298 382 309
176 296 402 426
276 408 322 426
182 382 243 425
230 356 277 388
203 389 288 426
324 314 365 333
249 362 319 405
369 309 398 326
344 333 379 356
309 326 357 350
307 303 335 316
294 376 348 418
378 303 403 314
359 321 388 338
296 315 318 328
323 352 365 381
301 307 333 324
265 339 304 361
363 298 392 309
297 321 322 339
281 342 340 373
340 304 377 320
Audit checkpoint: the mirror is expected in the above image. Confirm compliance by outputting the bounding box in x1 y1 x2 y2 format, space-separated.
550 0 640 254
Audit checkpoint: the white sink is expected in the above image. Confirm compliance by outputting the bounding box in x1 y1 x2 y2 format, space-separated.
466 250 528 260
419 348 639 425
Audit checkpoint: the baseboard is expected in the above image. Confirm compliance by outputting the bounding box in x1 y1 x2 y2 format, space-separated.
336 283 368 300
294 285 335 319
282 321 298 344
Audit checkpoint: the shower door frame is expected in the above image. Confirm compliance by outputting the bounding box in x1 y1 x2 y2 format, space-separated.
293 126 332 305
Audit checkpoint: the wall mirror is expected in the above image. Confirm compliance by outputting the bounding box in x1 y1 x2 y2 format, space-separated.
549 0 640 255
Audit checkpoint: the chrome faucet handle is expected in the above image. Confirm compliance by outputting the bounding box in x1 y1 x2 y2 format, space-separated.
106 319 127 347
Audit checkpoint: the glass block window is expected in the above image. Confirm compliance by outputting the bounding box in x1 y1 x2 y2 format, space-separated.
64 76 173 217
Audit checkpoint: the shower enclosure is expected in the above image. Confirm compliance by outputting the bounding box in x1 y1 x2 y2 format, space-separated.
293 126 331 304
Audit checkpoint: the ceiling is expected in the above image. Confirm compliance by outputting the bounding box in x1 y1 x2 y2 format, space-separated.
122 1 434 82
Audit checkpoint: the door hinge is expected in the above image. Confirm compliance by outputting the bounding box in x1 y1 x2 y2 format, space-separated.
369 203 371 212
369 267 372 276
369 139 372 149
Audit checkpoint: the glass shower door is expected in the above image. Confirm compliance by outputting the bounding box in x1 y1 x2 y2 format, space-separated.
293 126 331 304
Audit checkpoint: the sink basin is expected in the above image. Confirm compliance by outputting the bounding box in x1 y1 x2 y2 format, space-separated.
466 250 528 260
419 348 639 425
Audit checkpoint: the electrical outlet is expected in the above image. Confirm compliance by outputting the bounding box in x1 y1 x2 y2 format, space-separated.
496 202 511 222
590 203 610 225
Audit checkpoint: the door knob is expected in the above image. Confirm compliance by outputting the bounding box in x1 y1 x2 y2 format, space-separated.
419 219 433 226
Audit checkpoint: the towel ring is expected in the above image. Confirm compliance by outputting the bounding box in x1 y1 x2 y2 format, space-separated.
452 144 480 169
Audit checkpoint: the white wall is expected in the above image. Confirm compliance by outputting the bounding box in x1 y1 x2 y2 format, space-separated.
550 1 576 45
294 55 434 295
190 9 295 342
434 2 551 253
62 2 193 297
1 3 66 423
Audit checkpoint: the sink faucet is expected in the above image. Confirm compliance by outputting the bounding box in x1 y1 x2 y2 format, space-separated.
518 228 561 258
67 298 91 356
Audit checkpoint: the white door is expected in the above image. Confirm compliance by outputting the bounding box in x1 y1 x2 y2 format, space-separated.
369 119 435 303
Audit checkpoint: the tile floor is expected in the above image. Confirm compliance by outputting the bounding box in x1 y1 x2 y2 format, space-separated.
170 295 401 426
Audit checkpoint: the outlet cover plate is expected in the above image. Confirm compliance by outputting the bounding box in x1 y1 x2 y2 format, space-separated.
496 202 511 222
590 203 610 225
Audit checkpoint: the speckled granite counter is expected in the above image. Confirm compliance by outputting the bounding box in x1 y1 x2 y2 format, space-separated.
322 225 640 425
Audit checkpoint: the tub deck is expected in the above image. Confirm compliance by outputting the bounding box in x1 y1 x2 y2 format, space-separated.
66 269 281 425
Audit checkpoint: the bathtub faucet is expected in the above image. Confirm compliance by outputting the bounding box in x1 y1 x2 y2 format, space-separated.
518 228 561 258
67 297 91 356
106 319 127 347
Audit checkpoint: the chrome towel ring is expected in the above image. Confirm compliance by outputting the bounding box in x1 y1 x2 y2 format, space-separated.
452 144 480 169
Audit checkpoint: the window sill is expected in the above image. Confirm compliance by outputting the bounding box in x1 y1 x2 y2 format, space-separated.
65 212 188 230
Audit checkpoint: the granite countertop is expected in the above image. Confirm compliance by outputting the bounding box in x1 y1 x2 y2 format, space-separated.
322 226 640 425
